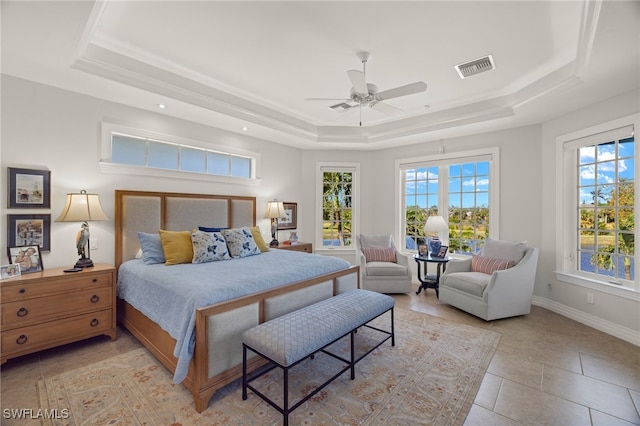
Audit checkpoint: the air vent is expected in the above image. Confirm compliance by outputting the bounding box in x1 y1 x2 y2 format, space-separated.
455 55 495 79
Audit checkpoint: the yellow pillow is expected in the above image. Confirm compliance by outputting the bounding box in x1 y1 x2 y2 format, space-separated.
159 229 193 265
250 226 270 252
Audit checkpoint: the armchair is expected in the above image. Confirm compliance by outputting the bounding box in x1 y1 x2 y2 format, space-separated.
356 234 412 294
439 239 539 321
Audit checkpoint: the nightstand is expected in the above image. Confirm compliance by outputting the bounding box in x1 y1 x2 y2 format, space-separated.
1 263 116 364
272 242 313 253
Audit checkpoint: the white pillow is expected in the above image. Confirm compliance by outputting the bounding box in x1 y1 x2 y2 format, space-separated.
221 227 260 258
191 230 231 263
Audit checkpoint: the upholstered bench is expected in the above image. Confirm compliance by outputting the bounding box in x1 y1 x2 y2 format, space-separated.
242 289 395 425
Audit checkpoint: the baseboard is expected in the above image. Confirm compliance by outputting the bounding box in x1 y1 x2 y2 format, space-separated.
532 296 640 347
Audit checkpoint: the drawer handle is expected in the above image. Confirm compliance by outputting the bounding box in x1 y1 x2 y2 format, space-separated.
90 295 100 303
16 335 28 345
90 318 99 327
92 278 98 283
16 307 28 317
19 288 26 294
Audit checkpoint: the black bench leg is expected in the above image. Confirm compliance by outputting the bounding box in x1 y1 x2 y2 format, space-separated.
350 330 355 380
391 307 395 347
283 367 289 426
242 345 248 400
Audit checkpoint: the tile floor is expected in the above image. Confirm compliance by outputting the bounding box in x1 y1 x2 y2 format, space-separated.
2 282 639 425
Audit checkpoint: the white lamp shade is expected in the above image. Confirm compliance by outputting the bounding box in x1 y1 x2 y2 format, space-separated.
264 201 286 219
55 191 109 222
424 215 448 233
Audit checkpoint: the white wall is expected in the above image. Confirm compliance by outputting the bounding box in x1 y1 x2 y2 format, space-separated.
1 76 305 268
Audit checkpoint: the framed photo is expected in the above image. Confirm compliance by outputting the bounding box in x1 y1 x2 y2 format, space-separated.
435 245 449 258
7 214 51 251
418 244 428 256
7 167 51 208
278 202 297 230
0 264 21 280
8 245 43 274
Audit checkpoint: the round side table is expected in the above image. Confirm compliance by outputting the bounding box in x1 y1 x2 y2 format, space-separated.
414 254 450 297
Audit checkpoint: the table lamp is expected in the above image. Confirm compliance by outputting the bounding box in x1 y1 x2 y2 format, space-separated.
264 200 286 247
55 190 109 268
424 215 448 255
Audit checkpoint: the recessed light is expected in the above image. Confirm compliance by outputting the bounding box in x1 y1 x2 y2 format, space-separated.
242 126 249 131
157 103 167 109
424 105 430 110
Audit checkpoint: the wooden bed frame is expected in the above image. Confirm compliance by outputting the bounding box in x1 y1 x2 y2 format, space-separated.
114 190 359 412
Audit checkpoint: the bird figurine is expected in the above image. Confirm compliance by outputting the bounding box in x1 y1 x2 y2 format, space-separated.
76 222 90 258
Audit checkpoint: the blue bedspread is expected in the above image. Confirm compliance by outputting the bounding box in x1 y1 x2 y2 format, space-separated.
116 250 351 383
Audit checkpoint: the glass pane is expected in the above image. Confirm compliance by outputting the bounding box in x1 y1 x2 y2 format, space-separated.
148 141 178 170
579 186 596 205
619 137 634 159
462 193 475 208
426 195 438 210
449 178 461 192
476 192 489 207
231 156 251 178
462 177 475 192
180 147 205 173
597 161 615 184
207 152 229 175
579 230 595 250
619 158 634 180
579 146 596 164
462 163 475 176
616 254 634 281
579 165 595 185
579 207 595 230
597 141 615 161
476 161 490 175
112 135 146 166
449 164 461 177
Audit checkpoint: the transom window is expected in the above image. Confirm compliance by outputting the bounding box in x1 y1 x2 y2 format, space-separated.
100 123 259 184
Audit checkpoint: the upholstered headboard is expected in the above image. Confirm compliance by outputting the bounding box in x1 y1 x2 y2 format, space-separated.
114 190 256 268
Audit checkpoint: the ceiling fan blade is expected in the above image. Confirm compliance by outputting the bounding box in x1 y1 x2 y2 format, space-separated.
305 97 351 101
375 81 427 101
370 101 403 116
347 70 369 96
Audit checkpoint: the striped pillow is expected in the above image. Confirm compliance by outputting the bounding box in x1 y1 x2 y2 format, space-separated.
362 247 396 263
471 255 515 274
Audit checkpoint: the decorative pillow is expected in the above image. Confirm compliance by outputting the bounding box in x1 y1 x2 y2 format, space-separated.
158 229 193 265
137 232 166 265
198 226 229 233
222 227 261 258
190 230 231 263
362 247 396 263
250 226 270 252
471 254 515 275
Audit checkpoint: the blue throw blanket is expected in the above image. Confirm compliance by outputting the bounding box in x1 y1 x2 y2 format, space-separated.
116 250 351 383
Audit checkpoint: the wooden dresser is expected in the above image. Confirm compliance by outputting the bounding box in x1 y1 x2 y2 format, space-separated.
273 242 313 253
1 263 116 364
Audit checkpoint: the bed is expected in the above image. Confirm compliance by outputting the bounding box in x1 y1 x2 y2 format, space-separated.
114 190 359 412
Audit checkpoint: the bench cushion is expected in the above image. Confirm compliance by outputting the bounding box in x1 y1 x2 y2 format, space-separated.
243 289 394 367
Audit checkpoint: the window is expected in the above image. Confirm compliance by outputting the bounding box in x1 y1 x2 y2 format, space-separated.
398 148 498 254
100 123 260 184
559 118 636 289
316 163 359 248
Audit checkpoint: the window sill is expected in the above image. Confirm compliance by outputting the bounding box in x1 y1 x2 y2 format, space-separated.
555 271 640 301
99 162 261 186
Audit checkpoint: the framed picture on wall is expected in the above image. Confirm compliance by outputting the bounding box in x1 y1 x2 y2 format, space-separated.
7 214 51 252
278 202 297 230
7 167 51 208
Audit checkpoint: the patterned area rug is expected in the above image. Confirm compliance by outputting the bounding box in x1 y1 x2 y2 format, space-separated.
38 308 500 425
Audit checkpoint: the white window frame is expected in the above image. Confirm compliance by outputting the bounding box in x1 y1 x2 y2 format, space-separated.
556 114 639 297
99 122 261 185
395 147 500 254
315 162 360 252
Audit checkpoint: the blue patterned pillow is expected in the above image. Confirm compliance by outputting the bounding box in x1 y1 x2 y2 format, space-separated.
221 227 260 258
191 230 231 263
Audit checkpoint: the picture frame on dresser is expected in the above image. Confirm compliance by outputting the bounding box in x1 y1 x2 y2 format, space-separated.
7 167 51 208
7 214 51 251
0 264 21 280
8 245 43 274
278 202 297 230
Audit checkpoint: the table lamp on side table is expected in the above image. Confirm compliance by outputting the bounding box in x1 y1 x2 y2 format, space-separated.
424 215 448 256
55 190 109 268
265 200 287 247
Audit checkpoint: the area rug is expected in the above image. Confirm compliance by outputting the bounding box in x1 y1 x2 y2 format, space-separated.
38 308 500 425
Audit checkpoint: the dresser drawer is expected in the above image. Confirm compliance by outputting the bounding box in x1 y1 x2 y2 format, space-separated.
1 271 113 303
1 309 112 358
2 286 112 329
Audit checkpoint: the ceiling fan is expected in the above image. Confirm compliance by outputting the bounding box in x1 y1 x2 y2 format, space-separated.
306 52 427 126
